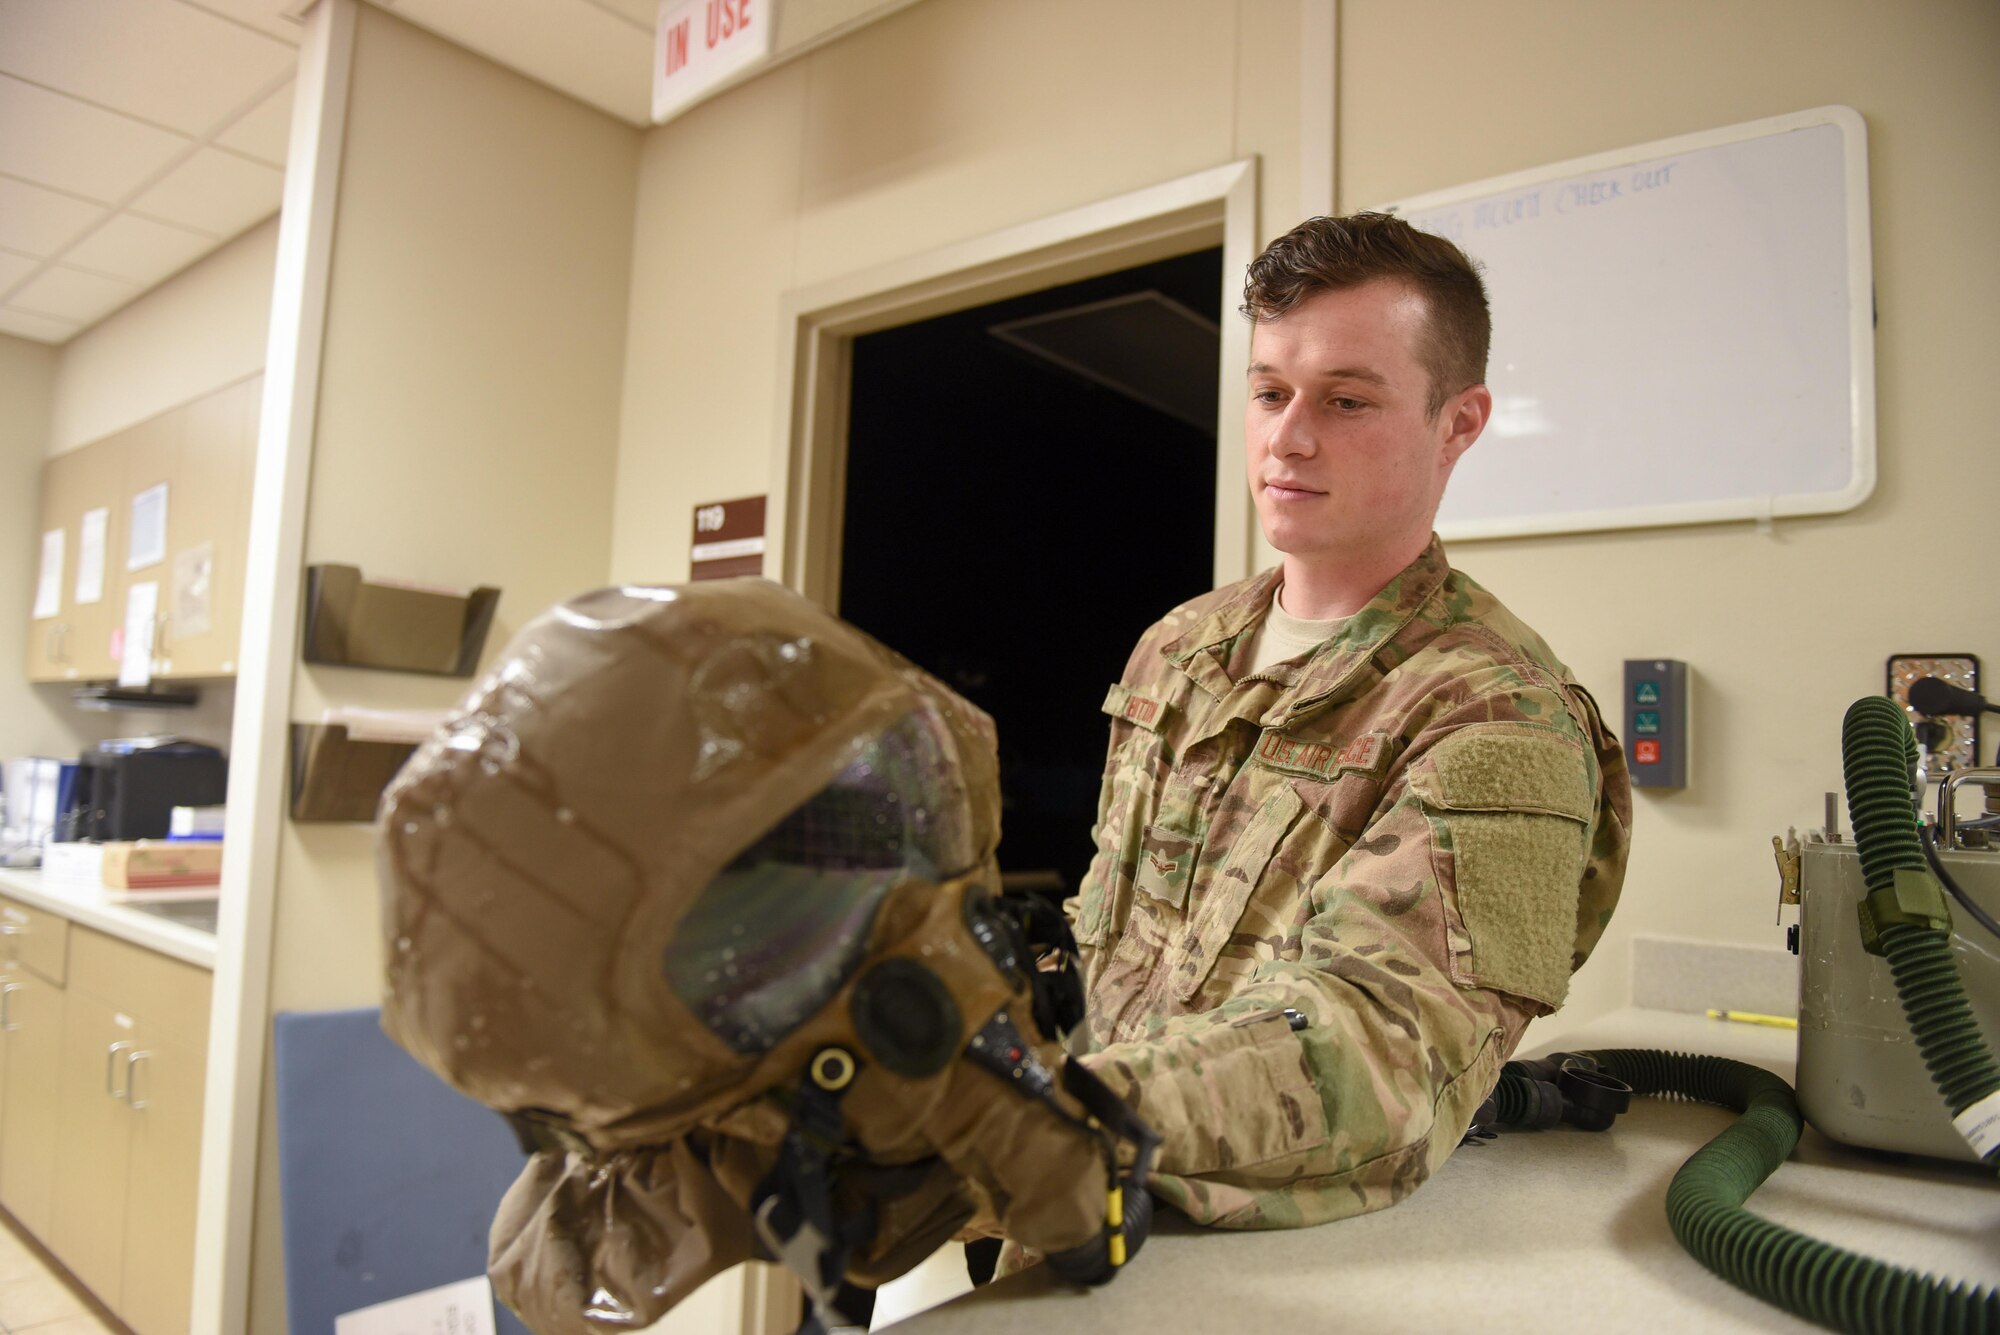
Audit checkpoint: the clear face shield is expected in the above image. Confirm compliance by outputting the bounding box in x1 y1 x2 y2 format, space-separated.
666 708 977 1057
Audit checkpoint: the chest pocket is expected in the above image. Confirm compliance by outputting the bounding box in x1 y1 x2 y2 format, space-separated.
1073 684 1175 947
1169 784 1305 1003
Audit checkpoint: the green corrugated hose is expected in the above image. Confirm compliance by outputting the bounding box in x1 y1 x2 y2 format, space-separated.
1840 694 2000 1158
1575 1048 1999 1333
1478 696 2000 1332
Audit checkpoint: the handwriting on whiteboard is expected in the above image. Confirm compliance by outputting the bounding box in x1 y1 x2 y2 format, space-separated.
1413 158 1681 241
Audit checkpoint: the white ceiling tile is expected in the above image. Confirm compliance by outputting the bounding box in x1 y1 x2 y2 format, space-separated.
0 75 189 203
129 146 282 236
61 211 218 285
0 252 42 291
0 0 296 137
388 0 654 125
0 306 83 343
173 0 305 46
10 264 143 324
0 176 108 256
214 77 293 166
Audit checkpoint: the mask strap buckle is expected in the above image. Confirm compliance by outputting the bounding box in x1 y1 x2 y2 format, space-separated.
751 1046 868 1326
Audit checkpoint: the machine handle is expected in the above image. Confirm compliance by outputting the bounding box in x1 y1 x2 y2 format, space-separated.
1936 767 2000 850
106 1039 135 1098
126 1050 153 1111
0 982 18 1032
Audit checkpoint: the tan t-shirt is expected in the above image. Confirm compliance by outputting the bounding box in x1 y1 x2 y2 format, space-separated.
1245 584 1347 676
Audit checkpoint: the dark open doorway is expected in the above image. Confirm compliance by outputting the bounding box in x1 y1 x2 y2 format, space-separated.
838 247 1223 900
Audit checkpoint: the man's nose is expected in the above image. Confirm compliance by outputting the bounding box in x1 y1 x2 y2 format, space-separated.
1269 401 1318 458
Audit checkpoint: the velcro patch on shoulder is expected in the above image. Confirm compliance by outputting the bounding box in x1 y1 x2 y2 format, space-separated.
1101 684 1169 732
1445 811 1588 1010
1413 724 1593 822
1251 729 1391 781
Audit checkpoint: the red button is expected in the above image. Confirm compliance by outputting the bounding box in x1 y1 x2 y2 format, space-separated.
1634 739 1661 764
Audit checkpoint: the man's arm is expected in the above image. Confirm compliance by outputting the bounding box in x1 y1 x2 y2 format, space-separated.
1080 714 1604 1230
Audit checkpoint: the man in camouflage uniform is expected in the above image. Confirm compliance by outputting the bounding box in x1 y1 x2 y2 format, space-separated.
1066 213 1632 1229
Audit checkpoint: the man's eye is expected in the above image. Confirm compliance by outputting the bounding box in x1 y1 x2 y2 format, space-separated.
1253 389 1286 404
1331 397 1366 411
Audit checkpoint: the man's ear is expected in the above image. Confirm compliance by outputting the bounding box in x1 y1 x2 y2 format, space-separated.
1440 384 1492 470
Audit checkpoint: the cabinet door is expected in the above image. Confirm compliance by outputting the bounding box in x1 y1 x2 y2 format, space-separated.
159 376 257 679
24 460 69 682
24 443 128 684
118 1028 205 1335
0 969 66 1240
34 436 135 684
48 997 137 1310
115 412 180 685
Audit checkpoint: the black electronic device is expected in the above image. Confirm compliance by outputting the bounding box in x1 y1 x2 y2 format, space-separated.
60 738 228 842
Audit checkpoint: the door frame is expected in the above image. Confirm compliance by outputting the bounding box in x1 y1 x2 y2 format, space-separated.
767 159 1260 608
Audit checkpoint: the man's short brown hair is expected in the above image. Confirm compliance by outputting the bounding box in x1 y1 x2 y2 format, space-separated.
1241 212 1490 419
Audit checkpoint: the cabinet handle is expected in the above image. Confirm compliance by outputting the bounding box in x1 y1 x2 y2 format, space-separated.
155 612 169 659
126 1050 153 1111
106 1039 135 1098
0 982 17 1032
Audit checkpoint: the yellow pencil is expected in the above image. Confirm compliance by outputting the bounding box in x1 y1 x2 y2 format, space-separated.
1705 1009 1798 1030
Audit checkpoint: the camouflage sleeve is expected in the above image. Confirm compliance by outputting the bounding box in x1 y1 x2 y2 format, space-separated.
1080 716 1600 1230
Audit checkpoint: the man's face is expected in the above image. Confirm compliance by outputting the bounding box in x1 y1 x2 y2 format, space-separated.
1244 279 1486 571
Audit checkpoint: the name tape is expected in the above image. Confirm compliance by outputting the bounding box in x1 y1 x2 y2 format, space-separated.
1252 729 1391 782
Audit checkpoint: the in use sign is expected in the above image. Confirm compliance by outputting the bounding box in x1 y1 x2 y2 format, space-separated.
654 0 775 123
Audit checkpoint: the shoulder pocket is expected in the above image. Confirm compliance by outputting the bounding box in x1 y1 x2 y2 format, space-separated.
1411 724 1592 1010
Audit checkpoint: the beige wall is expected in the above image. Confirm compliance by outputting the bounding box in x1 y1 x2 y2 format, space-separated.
0 334 68 760
246 8 638 1331
1337 0 2000 1018
611 0 1304 583
48 219 279 458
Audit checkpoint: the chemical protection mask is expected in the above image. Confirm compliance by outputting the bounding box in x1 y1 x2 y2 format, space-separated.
377 579 1155 1334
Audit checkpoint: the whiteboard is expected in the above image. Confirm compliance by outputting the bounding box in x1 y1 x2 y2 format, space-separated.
1382 106 1874 540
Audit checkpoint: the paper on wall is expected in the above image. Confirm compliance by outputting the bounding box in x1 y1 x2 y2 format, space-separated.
334 1274 497 1335
118 580 158 688
33 529 63 620
76 507 108 604
128 482 167 571
173 542 214 638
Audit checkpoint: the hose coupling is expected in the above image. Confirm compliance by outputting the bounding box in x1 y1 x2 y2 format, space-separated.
1857 866 1952 956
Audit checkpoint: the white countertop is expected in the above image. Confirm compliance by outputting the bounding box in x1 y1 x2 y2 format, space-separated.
0 866 218 969
889 1009 2000 1333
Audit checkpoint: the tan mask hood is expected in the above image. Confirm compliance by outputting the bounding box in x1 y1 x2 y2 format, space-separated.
378 579 1154 1334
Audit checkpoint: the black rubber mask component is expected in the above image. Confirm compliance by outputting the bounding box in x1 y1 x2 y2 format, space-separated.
849 957 962 1077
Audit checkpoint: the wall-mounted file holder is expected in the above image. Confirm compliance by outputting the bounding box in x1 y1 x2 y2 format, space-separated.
301 564 500 677
290 722 425 823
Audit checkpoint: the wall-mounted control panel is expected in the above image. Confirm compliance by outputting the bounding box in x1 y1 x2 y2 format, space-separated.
1623 659 1688 789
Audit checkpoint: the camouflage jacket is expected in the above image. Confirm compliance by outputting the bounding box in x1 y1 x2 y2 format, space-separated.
1067 537 1631 1229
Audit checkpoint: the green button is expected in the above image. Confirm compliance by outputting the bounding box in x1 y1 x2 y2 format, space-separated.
1635 681 1660 705
1635 710 1660 734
